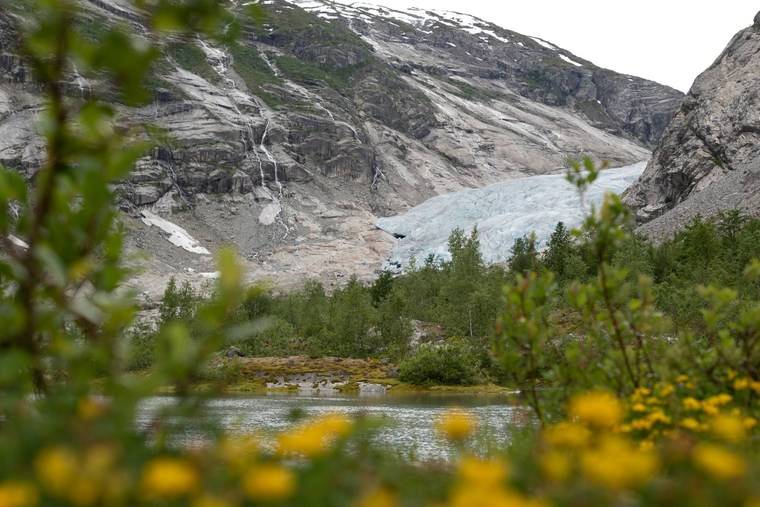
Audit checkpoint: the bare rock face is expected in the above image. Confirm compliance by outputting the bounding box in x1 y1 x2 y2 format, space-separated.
0 0 684 294
624 12 760 239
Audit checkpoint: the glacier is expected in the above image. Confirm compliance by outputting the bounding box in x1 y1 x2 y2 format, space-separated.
376 162 646 269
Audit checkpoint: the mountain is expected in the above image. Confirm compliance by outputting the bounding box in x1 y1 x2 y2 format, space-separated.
0 0 683 297
624 11 760 239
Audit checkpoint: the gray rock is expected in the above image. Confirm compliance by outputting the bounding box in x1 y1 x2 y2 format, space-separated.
624 11 760 239
225 346 245 358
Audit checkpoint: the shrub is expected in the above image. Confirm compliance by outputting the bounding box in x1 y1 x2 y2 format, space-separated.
125 323 156 371
237 317 299 357
398 339 480 385
158 277 198 327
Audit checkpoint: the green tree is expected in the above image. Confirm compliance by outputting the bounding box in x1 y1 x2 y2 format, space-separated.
543 222 573 280
158 277 198 326
370 269 394 305
509 233 540 274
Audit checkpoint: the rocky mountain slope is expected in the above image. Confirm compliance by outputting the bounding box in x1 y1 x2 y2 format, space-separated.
624 11 760 239
0 0 683 297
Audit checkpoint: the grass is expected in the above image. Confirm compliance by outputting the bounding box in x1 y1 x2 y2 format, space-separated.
228 43 288 108
273 54 368 92
166 41 221 84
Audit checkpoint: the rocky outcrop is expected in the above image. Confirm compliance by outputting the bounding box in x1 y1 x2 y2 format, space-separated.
0 0 684 295
624 11 760 238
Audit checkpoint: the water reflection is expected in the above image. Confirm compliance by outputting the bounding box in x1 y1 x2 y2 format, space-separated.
137 393 530 461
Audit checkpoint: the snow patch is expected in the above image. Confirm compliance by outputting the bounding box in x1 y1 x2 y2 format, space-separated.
8 234 28 249
140 210 211 255
258 202 282 226
559 54 583 67
529 36 557 50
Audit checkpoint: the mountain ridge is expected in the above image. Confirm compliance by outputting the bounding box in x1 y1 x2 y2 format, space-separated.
0 0 683 297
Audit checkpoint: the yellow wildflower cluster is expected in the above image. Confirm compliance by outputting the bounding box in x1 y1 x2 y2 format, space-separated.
692 444 747 480
568 391 623 429
539 393 660 492
3 391 757 507
622 375 759 448
277 413 353 457
35 445 127 506
241 464 294 501
579 436 658 490
140 457 199 500
733 376 760 393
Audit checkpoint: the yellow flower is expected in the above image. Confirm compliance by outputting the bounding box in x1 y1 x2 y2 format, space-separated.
540 451 571 482
630 418 654 431
705 394 732 407
0 481 38 507
580 436 658 490
680 418 701 431
751 380 760 394
733 378 750 390
658 384 674 397
710 414 747 443
277 414 354 457
744 417 758 430
693 444 746 480
242 464 295 501
682 397 702 411
277 427 328 457
568 392 623 429
675 374 689 384
543 422 590 448
140 457 198 499
632 387 651 399
34 447 78 496
357 487 397 507
458 455 509 486
632 403 647 413
435 409 476 441
647 410 671 426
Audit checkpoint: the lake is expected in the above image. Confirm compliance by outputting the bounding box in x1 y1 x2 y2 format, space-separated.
137 392 530 461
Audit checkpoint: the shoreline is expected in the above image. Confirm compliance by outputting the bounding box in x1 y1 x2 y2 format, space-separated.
156 355 515 396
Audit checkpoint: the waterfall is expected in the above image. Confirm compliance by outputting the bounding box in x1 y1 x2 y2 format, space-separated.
71 63 89 99
165 159 191 207
371 163 387 190
259 52 282 78
260 119 282 197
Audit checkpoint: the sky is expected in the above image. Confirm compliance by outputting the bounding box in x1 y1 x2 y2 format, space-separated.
334 0 758 92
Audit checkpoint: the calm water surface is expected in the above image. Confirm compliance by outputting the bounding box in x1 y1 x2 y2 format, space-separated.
137 393 530 461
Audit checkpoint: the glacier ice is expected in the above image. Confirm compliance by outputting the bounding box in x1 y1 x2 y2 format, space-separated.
376 162 646 269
